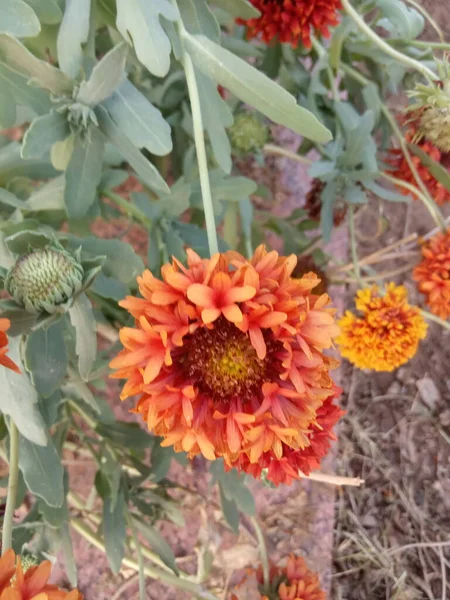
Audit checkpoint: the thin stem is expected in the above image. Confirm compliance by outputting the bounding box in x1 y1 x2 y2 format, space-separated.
341 0 436 82
70 519 220 600
421 309 450 331
2 421 20 554
408 40 450 51
380 171 432 206
175 14 219 255
101 190 151 228
263 144 313 165
250 517 270 595
349 207 363 287
299 471 364 487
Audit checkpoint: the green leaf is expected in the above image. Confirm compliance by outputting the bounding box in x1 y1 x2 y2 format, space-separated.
179 0 220 41
0 337 47 446
375 0 424 40
25 321 68 398
103 80 172 157
19 432 65 507
212 0 260 19
91 272 127 301
51 134 75 171
133 519 179 574
210 460 255 516
329 17 354 71
149 441 175 482
320 180 338 243
362 83 381 126
24 0 62 24
0 0 40 38
38 390 62 428
21 112 70 160
346 184 367 204
116 0 179 78
26 175 65 211
0 86 15 128
96 106 169 194
408 143 450 192
184 33 332 143
95 421 153 450
218 485 239 533
64 128 105 219
60 523 77 587
64 377 102 414
68 292 97 381
0 34 72 95
239 197 253 239
38 471 69 527
77 43 128 107
103 485 126 574
365 180 410 203
0 188 25 209
0 63 52 117
56 0 90 78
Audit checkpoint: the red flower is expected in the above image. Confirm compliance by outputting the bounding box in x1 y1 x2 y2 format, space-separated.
110 246 342 485
0 319 20 374
238 0 342 49
413 230 450 319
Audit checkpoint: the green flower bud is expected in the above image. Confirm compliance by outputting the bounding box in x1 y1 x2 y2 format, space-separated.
419 104 450 152
5 247 84 313
228 112 269 155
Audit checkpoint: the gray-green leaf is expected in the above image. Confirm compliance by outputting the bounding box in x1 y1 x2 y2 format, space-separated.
56 0 90 79
25 321 68 398
24 0 62 24
103 486 126 574
26 175 65 211
64 128 105 219
132 519 179 574
184 33 332 143
0 63 52 116
212 0 260 19
0 0 40 38
76 42 128 107
116 0 179 78
21 112 70 159
68 292 97 381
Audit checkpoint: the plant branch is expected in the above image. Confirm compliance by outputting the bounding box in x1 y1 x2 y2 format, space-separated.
101 190 151 228
341 0 436 82
300 471 365 487
421 310 450 331
250 517 270 595
2 421 20 554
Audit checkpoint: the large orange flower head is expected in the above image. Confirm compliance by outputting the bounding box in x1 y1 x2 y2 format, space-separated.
0 549 82 600
413 230 450 320
386 120 450 205
238 0 342 49
233 554 325 600
110 246 342 485
0 319 20 374
337 283 428 372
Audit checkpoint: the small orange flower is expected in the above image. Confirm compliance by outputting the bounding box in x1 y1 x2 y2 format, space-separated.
0 550 82 600
386 120 450 205
413 230 450 319
111 246 342 485
337 283 427 372
0 319 20 374
238 0 342 49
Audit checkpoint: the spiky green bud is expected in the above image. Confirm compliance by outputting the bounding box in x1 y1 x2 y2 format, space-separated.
5 247 84 313
228 112 269 155
418 104 450 152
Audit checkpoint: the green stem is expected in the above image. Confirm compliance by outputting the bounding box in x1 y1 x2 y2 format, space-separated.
101 190 151 228
70 518 220 600
341 0 437 82
86 0 97 59
263 144 313 165
250 517 270 595
175 15 219 256
349 206 363 288
311 36 340 100
380 172 433 206
2 421 19 554
404 40 450 51
126 512 146 600
421 309 450 331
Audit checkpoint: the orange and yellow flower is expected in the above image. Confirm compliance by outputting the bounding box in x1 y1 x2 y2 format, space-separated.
386 121 450 205
0 319 20 374
337 283 427 372
232 554 326 600
110 246 342 485
238 0 342 49
0 549 82 600
413 230 450 320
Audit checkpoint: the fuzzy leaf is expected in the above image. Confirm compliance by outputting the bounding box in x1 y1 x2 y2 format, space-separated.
103 485 126 574
0 85 15 128
56 0 90 79
25 321 68 398
24 0 62 24
116 0 179 78
178 0 220 41
26 175 65 211
68 293 97 381
212 0 260 19
0 338 47 446
132 519 179 574
21 112 70 159
64 128 105 219
77 43 128 107
185 33 332 143
0 0 40 38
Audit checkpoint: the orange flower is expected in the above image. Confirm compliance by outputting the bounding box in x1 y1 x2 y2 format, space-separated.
238 0 342 49
0 319 20 374
233 554 325 600
111 246 342 485
0 550 82 600
413 230 450 319
386 121 450 205
337 283 427 372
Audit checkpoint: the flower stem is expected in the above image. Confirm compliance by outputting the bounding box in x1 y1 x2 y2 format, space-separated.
101 190 151 228
70 518 220 600
175 12 219 256
250 517 270 595
341 0 437 83
263 144 313 165
2 421 19 554
420 310 450 331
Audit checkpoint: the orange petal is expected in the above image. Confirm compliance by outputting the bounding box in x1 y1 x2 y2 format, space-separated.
222 304 243 323
201 308 222 324
226 285 256 304
187 284 216 307
249 327 266 360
